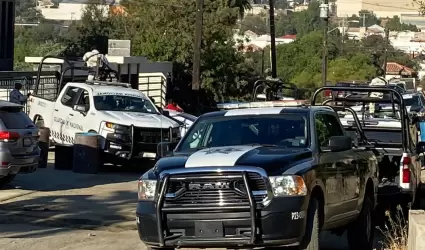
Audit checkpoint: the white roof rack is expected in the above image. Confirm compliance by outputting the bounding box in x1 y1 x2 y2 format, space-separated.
85 80 131 88
217 100 308 110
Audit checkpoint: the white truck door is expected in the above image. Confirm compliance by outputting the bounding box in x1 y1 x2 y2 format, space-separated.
67 87 93 139
51 86 81 145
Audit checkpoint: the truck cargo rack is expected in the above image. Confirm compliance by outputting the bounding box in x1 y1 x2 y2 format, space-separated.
312 86 411 153
155 169 259 247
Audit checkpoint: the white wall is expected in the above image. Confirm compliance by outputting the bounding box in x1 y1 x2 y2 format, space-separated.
39 3 109 21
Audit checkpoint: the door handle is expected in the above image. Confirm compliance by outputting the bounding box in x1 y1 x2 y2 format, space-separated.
69 114 74 116
54 109 59 111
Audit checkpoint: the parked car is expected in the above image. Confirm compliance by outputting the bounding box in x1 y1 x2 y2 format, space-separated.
403 92 425 114
0 101 39 186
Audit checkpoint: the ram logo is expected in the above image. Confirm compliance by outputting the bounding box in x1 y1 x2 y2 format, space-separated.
188 182 231 190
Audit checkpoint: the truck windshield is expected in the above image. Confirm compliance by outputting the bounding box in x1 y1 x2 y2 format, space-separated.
93 95 158 113
177 114 309 152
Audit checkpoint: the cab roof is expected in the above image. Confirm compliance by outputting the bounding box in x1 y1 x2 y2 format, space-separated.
202 105 333 118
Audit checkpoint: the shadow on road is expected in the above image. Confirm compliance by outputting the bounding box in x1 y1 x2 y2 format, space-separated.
0 189 138 238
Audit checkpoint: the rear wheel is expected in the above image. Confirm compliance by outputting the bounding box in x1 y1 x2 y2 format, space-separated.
0 174 16 187
298 198 319 250
347 195 374 250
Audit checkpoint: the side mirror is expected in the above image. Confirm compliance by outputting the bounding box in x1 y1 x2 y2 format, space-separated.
156 142 174 159
328 135 352 152
73 104 87 113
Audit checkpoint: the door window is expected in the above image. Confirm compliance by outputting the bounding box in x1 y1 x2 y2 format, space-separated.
315 113 344 148
61 87 80 107
76 90 91 111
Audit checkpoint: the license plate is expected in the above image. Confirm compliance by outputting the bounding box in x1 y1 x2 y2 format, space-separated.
194 221 223 238
23 138 32 147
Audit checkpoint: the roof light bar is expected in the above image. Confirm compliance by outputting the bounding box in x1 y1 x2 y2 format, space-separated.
217 100 308 110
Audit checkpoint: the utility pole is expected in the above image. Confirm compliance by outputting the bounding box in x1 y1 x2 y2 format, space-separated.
383 28 389 76
269 0 277 78
320 0 329 86
360 13 367 27
340 17 346 55
191 0 204 91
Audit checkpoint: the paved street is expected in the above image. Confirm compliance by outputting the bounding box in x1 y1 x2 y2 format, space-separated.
0 152 385 250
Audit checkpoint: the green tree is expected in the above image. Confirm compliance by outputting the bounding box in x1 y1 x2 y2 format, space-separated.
385 16 419 31
238 14 268 35
357 10 379 27
15 0 43 23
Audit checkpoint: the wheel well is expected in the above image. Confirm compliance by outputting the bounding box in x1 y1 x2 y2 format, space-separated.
365 178 375 203
33 115 45 127
88 129 97 133
33 114 43 121
311 186 325 229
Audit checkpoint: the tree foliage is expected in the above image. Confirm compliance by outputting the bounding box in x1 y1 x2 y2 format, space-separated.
14 0 418 105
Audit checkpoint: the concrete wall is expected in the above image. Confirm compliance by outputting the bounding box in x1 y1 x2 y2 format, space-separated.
408 210 425 250
38 3 109 21
337 0 419 18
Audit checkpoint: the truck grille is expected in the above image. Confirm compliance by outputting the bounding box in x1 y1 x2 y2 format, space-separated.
164 172 268 208
133 127 169 144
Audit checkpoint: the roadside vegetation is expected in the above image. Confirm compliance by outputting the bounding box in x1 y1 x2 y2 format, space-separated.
380 205 408 250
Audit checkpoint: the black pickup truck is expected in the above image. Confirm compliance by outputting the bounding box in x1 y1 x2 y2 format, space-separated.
136 104 379 250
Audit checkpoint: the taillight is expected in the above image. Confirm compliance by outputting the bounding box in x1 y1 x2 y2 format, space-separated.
402 157 411 183
324 90 332 97
0 131 20 142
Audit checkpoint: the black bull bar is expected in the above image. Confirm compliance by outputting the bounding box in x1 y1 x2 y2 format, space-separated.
155 171 257 246
311 86 410 152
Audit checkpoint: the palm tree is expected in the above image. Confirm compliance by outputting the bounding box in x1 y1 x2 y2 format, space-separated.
226 0 252 18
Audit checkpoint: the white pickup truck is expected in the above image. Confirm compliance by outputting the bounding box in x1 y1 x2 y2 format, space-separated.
28 81 181 161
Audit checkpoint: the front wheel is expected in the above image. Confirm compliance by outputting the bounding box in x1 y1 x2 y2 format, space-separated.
298 198 319 250
347 195 374 250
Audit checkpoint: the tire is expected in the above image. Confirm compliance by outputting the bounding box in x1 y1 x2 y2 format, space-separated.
347 195 374 250
298 198 320 250
0 174 16 186
147 247 174 250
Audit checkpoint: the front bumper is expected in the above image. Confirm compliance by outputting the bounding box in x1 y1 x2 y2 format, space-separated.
104 126 178 160
136 172 308 248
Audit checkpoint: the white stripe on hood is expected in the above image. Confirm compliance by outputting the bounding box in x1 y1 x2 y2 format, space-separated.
185 145 261 168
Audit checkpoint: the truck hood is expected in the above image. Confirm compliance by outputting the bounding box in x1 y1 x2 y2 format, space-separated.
101 111 179 128
153 145 313 176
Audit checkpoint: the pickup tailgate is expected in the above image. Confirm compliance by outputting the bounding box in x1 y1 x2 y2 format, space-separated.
28 96 56 125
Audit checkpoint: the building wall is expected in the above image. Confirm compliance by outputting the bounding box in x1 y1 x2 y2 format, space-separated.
39 3 109 20
0 0 14 71
337 0 419 17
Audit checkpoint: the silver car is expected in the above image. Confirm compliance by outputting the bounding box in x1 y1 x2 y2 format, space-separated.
0 101 39 186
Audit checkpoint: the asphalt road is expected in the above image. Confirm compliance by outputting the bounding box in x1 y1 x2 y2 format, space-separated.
0 153 386 250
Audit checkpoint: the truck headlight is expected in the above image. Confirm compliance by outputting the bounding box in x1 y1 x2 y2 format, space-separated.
138 180 157 201
268 175 307 197
105 122 130 134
